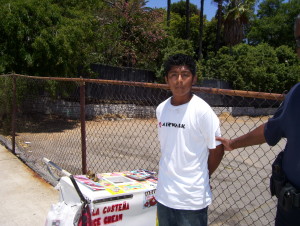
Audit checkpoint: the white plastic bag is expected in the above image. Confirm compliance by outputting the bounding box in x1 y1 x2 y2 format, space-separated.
45 201 82 226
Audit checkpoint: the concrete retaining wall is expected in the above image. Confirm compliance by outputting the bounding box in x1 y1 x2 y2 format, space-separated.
22 97 277 119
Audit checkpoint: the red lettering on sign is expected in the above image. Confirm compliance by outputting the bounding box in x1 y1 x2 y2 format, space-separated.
102 201 130 214
92 217 101 226
104 214 123 224
92 208 100 216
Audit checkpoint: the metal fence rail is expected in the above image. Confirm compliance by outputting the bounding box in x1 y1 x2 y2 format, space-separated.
0 74 286 226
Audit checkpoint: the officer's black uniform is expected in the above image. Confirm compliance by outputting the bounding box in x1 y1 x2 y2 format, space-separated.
265 83 300 226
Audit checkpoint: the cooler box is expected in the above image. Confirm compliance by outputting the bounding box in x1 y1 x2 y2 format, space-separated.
58 171 157 226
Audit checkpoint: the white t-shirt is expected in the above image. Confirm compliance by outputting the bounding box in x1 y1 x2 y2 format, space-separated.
155 94 221 210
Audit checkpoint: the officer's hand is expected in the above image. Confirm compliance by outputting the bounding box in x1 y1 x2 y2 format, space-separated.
216 137 234 151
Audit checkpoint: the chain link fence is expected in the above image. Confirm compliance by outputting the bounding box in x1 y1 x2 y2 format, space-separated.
0 74 286 226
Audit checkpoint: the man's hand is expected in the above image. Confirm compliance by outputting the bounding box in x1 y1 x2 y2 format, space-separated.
216 137 234 151
216 123 266 152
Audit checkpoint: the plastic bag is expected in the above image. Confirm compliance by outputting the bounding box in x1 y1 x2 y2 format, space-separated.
45 201 81 226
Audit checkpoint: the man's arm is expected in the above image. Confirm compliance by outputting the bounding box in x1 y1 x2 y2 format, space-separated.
208 144 224 177
216 123 266 151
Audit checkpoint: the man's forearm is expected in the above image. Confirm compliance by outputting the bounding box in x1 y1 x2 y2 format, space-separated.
230 123 266 150
208 144 224 177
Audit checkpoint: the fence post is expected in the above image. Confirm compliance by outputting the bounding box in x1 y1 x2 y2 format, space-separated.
80 77 87 174
11 74 17 155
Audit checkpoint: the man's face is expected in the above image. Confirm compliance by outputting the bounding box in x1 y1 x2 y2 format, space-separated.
165 65 196 99
295 21 300 58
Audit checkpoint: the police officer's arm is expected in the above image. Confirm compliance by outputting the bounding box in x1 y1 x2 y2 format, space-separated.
208 144 224 177
216 123 266 151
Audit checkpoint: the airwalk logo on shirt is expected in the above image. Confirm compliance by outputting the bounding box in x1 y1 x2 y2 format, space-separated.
159 122 185 129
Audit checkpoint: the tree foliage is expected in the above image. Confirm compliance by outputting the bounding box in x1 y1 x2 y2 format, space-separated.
170 0 199 17
0 0 299 93
0 0 98 77
203 43 300 92
94 0 167 69
247 0 300 48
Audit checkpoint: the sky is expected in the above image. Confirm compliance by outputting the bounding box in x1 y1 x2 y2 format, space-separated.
145 0 218 21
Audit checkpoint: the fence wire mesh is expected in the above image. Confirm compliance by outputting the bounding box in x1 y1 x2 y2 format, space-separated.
0 74 286 226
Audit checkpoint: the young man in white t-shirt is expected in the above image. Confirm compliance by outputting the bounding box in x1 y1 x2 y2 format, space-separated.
156 54 224 226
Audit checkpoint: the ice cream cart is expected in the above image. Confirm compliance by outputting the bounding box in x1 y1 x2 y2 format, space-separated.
44 159 157 226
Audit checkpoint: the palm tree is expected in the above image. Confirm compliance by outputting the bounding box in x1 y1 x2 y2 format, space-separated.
167 0 171 27
215 0 223 53
223 0 255 47
198 0 205 59
186 0 190 39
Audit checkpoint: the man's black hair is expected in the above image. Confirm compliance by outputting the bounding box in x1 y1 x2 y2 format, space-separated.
164 53 196 76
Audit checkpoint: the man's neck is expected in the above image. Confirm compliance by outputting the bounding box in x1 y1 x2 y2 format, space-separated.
171 93 193 106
